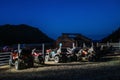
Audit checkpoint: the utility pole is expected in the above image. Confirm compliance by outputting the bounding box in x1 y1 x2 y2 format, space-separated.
107 41 109 47
18 43 21 56
96 42 99 47
42 44 44 54
91 42 94 48
42 43 45 62
83 43 86 48
119 39 120 50
17 43 21 60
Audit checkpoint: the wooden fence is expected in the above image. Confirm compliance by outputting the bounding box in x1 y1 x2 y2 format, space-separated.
97 43 120 49
0 52 10 66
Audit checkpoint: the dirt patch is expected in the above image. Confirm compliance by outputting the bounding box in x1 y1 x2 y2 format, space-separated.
0 53 120 80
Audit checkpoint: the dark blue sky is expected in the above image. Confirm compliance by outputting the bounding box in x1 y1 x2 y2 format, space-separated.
0 0 120 40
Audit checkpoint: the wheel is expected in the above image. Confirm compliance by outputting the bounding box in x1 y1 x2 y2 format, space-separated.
77 55 82 61
15 60 21 70
88 54 95 62
54 56 60 63
67 55 71 62
28 61 34 67
27 57 34 67
72 54 77 61
38 56 44 64
9 59 13 67
45 55 49 62
9 55 14 67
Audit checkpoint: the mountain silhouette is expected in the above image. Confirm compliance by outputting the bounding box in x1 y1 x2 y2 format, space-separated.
0 24 54 45
101 27 120 42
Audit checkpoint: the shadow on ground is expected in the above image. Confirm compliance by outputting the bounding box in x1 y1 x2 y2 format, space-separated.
0 61 120 80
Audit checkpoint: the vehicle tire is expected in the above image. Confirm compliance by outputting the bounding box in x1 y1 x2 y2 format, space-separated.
9 55 14 67
72 54 77 61
88 55 94 62
54 56 60 63
15 60 21 70
9 59 13 67
28 61 34 67
27 57 34 68
38 56 44 64
77 55 82 61
45 55 49 62
67 55 71 62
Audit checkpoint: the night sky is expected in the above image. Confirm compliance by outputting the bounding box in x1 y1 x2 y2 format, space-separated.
0 0 120 40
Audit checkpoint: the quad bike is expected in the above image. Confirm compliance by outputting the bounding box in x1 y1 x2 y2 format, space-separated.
77 47 96 62
9 48 34 70
66 47 77 62
45 47 77 63
45 48 68 63
45 49 56 62
54 48 68 63
32 49 44 64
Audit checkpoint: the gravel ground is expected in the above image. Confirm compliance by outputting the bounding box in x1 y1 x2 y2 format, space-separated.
0 52 120 80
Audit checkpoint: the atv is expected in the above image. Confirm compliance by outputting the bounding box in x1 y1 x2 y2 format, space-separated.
77 47 96 62
45 47 78 63
9 48 34 70
45 48 68 63
32 49 44 64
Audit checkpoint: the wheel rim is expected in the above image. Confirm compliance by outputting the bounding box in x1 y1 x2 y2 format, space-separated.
54 56 59 63
45 56 49 62
15 61 18 70
9 60 12 66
